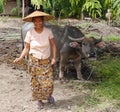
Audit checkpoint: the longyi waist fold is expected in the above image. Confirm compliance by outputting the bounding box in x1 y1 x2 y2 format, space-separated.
29 54 50 65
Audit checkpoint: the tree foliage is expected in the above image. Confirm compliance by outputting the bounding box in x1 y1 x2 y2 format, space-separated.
1 0 120 21
31 0 45 9
10 0 21 16
111 0 120 17
42 0 71 18
111 0 120 26
82 0 102 19
68 0 85 18
0 0 3 13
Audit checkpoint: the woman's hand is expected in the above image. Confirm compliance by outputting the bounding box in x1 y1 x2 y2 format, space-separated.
51 58 56 66
13 57 22 63
13 42 30 64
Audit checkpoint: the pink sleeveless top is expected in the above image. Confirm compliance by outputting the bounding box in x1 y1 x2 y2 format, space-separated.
24 27 53 59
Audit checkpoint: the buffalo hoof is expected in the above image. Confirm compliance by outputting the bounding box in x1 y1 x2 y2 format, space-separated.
59 78 65 84
59 78 69 83
77 78 85 81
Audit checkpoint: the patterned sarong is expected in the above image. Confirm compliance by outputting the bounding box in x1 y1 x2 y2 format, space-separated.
28 54 54 101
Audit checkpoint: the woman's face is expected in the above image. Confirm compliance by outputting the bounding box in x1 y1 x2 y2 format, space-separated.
33 16 43 29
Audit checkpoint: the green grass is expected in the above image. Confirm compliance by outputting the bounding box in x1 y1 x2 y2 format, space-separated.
85 32 98 38
103 35 120 42
96 82 120 100
89 56 120 100
91 56 120 81
76 22 92 29
85 96 100 106
65 55 120 112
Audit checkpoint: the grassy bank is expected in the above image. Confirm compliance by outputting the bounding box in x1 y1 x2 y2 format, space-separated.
65 55 120 112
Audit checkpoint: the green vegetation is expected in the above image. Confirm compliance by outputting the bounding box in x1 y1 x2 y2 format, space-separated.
31 0 120 22
0 0 21 16
76 22 92 29
90 56 120 100
0 0 4 13
11 0 21 16
85 93 100 106
86 32 98 38
82 0 102 19
0 0 120 23
65 51 120 111
0 16 9 22
0 0 8 13
103 35 120 42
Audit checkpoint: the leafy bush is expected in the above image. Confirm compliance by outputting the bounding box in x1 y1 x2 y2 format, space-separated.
31 0 120 21
112 16 120 27
82 0 102 19
111 0 120 27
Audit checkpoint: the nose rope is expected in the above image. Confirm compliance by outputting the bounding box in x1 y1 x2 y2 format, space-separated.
86 66 95 81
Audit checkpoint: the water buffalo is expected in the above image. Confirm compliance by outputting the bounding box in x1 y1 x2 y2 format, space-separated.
21 22 103 80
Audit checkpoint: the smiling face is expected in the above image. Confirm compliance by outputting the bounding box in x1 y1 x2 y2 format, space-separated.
33 16 44 29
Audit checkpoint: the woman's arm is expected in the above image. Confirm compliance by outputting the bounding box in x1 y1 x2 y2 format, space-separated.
13 43 30 63
49 38 57 65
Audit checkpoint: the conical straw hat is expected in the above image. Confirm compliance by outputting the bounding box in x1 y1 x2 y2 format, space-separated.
22 11 54 22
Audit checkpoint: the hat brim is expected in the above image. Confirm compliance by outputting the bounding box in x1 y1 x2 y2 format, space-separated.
22 11 54 22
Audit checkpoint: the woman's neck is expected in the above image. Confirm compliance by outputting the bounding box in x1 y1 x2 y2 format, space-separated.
34 27 43 33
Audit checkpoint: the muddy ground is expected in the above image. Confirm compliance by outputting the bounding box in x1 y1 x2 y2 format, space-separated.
0 17 119 112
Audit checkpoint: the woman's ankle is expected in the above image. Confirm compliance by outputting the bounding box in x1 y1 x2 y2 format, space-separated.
38 100 42 103
48 96 55 104
37 100 44 109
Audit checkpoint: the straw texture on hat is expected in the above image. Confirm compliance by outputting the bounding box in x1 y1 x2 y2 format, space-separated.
22 11 54 22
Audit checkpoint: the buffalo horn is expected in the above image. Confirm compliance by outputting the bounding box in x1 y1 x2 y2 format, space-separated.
68 36 84 42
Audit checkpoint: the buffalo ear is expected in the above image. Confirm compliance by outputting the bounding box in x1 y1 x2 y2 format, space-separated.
95 36 102 45
91 36 102 45
69 42 80 48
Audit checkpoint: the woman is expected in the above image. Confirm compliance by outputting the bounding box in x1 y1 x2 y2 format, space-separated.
14 11 57 109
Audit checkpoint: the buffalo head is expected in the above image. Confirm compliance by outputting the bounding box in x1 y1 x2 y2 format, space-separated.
69 36 103 58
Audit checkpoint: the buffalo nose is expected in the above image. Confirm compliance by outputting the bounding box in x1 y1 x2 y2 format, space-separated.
89 52 96 57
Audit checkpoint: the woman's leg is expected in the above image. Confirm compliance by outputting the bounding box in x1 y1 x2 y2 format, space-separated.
37 100 44 109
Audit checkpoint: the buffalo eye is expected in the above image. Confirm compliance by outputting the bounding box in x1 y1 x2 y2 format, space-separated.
77 42 82 47
82 42 86 46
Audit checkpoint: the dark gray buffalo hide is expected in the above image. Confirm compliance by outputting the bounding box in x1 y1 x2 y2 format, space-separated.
21 22 102 80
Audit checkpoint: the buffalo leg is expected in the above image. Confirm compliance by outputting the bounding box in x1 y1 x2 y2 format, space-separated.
59 55 67 79
74 59 84 80
59 44 69 79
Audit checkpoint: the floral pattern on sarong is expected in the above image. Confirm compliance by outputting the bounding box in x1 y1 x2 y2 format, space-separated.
28 54 53 101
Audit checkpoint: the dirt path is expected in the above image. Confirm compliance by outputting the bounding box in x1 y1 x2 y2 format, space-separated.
0 63 86 112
